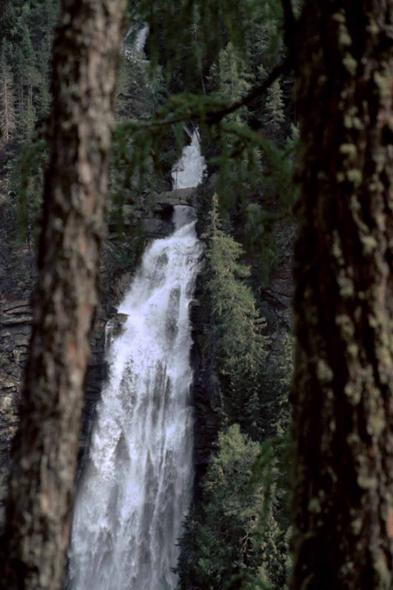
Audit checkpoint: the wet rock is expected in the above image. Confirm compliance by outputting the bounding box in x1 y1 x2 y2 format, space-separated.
106 313 128 340
189 299 202 332
153 188 197 210
108 189 196 241
141 218 173 238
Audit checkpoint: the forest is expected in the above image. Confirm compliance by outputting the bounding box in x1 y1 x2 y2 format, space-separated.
1 1 393 590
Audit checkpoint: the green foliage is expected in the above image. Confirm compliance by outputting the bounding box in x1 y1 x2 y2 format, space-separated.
209 43 253 119
177 425 289 590
36 40 51 117
14 133 48 245
203 194 268 421
16 23 38 138
0 0 58 143
115 46 166 123
131 0 287 84
0 45 16 146
247 19 282 75
275 334 292 434
246 431 292 590
182 191 295 588
133 0 247 83
241 133 298 283
117 0 295 209
263 78 285 135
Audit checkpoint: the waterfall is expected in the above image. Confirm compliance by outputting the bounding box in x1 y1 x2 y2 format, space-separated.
67 206 202 590
68 30 206 584
135 26 149 53
172 128 206 189
124 24 149 61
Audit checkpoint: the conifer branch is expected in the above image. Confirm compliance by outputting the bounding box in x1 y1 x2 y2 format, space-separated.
205 56 293 124
131 56 293 131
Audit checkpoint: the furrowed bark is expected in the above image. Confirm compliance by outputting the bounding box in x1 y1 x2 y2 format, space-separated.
291 2 393 589
0 1 126 588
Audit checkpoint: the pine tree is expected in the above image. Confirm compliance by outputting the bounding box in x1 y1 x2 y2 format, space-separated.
264 78 285 135
0 45 16 145
244 390 264 439
209 42 253 123
36 41 51 118
20 23 39 138
203 194 268 418
178 424 288 590
42 0 59 50
25 89 36 139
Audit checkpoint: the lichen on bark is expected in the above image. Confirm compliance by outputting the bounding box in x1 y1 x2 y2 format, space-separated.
0 1 126 589
291 2 393 590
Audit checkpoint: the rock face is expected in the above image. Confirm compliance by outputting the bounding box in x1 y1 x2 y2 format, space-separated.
78 309 112 466
189 287 222 489
153 188 197 209
0 188 201 527
0 299 32 525
107 188 198 239
0 295 114 526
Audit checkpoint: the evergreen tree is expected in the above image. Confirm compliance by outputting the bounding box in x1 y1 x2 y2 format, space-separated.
25 91 36 139
203 194 268 426
36 40 51 118
178 425 288 590
20 23 39 138
0 45 16 145
41 0 59 49
263 78 285 136
243 390 264 439
247 20 280 75
209 42 253 121
13 45 26 126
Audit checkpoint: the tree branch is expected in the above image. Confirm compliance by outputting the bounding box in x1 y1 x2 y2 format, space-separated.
129 56 293 131
205 56 293 124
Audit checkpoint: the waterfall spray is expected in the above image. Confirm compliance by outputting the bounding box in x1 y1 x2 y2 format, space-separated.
68 207 202 590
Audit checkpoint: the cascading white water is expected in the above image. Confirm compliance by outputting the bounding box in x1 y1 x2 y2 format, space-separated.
67 206 202 590
124 25 150 61
172 128 206 189
135 26 149 53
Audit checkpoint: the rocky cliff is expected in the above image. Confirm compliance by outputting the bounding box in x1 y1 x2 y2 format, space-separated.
0 186 203 526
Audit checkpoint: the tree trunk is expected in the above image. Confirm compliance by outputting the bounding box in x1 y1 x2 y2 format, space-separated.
0 1 126 589
291 2 393 589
